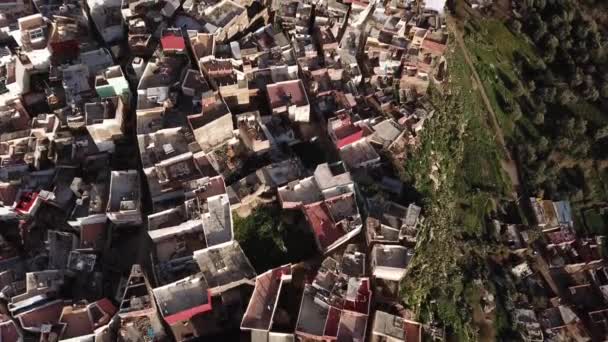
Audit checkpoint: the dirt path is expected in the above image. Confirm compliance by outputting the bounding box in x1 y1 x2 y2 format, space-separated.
447 16 521 192
471 294 496 342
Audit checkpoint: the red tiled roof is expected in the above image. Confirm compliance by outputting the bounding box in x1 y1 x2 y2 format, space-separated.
336 129 364 149
19 300 64 330
161 35 186 51
324 306 341 337
95 298 117 317
0 183 18 206
15 192 38 214
80 223 106 249
0 320 18 342
421 39 446 56
267 80 307 108
195 177 226 201
303 202 344 251
343 279 370 314
164 290 213 325
60 306 93 339
416 61 432 73
547 231 576 245
404 320 422 342
50 40 80 60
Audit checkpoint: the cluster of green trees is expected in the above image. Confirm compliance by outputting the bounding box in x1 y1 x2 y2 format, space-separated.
233 205 317 272
510 0 607 103
502 0 608 201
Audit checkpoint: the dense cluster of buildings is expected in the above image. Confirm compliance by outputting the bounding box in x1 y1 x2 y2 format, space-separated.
0 0 448 340
491 198 608 341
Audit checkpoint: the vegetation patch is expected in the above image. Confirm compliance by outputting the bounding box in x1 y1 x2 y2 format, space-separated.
234 205 317 273
401 35 514 340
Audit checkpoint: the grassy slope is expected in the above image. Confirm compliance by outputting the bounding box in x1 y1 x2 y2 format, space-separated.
401 33 512 340
463 18 538 139
462 10 608 232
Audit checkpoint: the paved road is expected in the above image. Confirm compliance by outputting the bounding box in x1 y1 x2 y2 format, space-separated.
447 16 521 192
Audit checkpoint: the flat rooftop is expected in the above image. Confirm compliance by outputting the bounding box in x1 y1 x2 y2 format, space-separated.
193 240 255 289
295 285 328 337
138 55 189 90
137 127 190 169
371 245 411 269
190 33 215 60
278 177 322 208
372 119 402 145
339 140 380 169
188 98 231 130
372 310 408 341
202 0 245 28
201 194 232 247
148 219 203 242
183 175 227 202
182 69 212 95
84 99 117 125
267 80 308 109
152 274 211 323
313 162 352 192
107 170 139 212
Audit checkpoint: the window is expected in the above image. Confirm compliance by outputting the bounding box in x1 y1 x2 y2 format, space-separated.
29 28 44 41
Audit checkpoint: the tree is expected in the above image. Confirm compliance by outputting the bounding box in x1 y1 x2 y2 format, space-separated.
544 34 559 50
534 98 547 113
549 15 563 29
558 88 577 105
569 68 584 87
534 0 547 10
558 137 573 150
512 81 525 97
575 25 590 40
595 126 608 141
573 51 590 65
555 25 570 41
527 80 536 92
511 103 523 121
532 24 548 43
538 87 556 103
584 65 596 76
509 19 522 33
526 144 538 162
538 136 549 152
573 140 590 156
533 110 545 125
564 118 576 135
601 82 608 98
541 69 556 85
562 5 575 22
536 159 548 174
532 171 547 187
575 118 588 136
583 86 599 102
542 50 556 64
